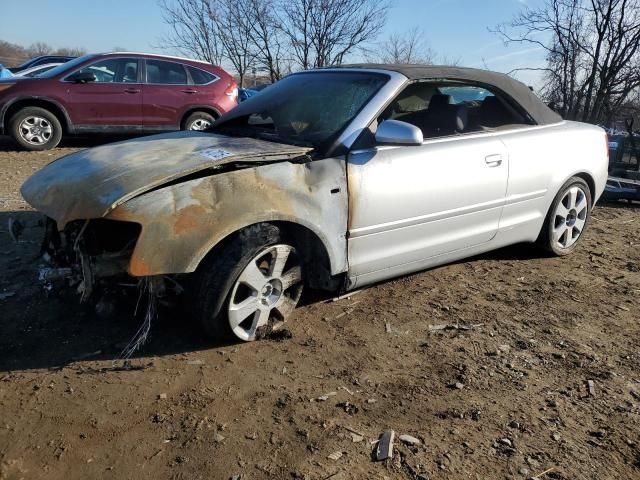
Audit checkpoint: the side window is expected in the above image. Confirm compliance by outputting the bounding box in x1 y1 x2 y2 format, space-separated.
146 59 188 84
73 58 138 83
187 66 217 85
378 81 530 140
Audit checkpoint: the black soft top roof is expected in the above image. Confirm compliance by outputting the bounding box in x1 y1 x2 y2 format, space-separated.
338 64 563 126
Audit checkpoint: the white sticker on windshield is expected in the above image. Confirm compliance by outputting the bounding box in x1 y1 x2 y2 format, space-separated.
196 148 233 161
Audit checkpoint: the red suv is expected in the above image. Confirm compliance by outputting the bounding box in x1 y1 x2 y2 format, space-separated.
0 52 238 150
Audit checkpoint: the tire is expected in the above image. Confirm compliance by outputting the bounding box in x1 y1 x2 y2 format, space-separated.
9 107 63 151
539 176 592 256
183 111 216 131
192 224 304 342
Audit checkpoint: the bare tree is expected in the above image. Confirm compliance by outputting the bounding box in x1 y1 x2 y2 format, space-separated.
28 42 53 57
372 27 436 64
157 0 224 64
55 47 87 56
214 0 257 86
282 0 389 69
494 0 640 125
0 40 27 66
241 0 289 82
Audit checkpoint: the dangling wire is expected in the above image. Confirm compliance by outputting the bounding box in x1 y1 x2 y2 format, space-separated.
118 277 159 361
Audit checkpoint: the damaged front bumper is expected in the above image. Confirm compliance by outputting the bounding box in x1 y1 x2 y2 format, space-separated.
39 217 142 300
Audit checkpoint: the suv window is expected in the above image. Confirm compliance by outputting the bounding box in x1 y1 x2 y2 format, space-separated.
146 59 188 84
379 81 530 139
187 65 217 85
72 58 139 83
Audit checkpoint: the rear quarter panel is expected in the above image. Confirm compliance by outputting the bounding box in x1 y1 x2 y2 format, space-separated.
495 120 608 243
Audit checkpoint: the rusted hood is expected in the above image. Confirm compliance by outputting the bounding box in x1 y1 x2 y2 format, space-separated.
20 131 312 227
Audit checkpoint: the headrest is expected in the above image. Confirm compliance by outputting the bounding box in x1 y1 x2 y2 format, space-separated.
424 102 468 133
428 94 454 111
479 96 511 127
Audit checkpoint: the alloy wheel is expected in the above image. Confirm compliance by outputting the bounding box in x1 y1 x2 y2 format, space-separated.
189 118 211 131
227 244 303 341
552 185 588 250
18 116 53 145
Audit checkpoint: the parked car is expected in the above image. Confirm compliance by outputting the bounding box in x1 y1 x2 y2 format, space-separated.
8 55 76 74
0 52 238 150
238 87 259 102
21 65 608 342
14 62 64 78
0 64 12 79
603 169 640 202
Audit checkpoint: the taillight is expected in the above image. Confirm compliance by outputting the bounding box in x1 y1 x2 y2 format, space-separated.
225 82 238 101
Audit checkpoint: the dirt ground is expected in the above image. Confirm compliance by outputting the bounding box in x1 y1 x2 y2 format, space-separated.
0 135 639 480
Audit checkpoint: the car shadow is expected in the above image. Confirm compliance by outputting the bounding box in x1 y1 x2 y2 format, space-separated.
0 209 560 373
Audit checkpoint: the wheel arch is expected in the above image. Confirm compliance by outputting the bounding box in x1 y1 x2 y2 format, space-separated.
573 172 596 206
195 220 342 291
3 97 72 134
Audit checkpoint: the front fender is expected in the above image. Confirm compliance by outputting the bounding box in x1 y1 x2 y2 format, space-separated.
106 158 348 277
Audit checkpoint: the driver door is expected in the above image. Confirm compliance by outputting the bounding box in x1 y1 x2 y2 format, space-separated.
64 57 143 129
347 133 508 285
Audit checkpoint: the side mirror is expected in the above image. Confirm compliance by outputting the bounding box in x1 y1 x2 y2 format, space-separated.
68 71 97 83
375 120 423 146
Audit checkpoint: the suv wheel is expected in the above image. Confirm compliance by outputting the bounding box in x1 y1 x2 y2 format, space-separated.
183 111 216 131
10 107 63 151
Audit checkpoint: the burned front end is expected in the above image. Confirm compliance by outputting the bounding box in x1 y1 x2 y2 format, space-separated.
39 217 143 300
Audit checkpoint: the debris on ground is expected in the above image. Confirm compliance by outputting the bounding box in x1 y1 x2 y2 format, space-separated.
327 451 343 461
588 379 597 397
313 392 337 402
331 289 363 302
376 430 395 461
336 401 358 415
0 291 16 300
263 329 293 341
428 322 485 332
399 434 421 446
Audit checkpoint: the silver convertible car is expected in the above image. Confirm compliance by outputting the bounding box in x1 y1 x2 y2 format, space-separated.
21 65 609 342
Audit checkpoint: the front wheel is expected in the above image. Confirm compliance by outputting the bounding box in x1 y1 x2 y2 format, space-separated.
539 177 592 256
9 107 63 151
192 224 304 342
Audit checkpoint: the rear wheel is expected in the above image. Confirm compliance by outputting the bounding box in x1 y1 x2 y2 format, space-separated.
183 111 216 131
539 177 592 256
192 224 304 341
9 107 62 151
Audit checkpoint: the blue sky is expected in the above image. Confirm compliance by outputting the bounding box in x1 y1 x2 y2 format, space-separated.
1 0 547 85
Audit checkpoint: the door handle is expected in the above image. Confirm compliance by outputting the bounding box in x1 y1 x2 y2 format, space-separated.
485 154 502 167
124 88 140 94
182 89 197 94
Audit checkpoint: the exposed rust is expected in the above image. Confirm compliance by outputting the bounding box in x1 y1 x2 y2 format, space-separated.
106 158 348 278
20 131 311 228
129 255 153 277
173 205 207 235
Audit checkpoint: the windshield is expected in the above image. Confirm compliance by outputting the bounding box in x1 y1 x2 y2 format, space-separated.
37 54 97 78
213 71 389 150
